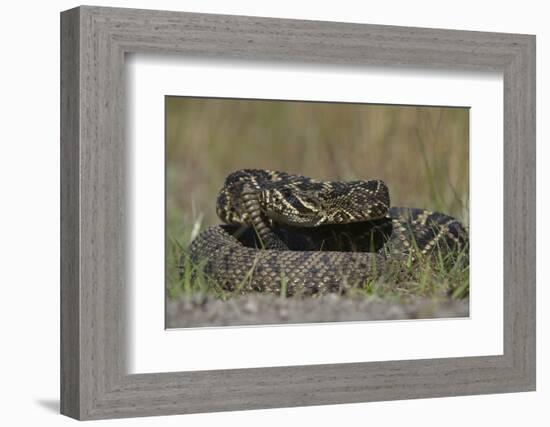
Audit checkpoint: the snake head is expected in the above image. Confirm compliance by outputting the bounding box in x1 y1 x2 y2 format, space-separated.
260 188 326 227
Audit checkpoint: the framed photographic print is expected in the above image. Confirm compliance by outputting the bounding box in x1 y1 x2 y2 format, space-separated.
164 96 471 329
60 5 536 420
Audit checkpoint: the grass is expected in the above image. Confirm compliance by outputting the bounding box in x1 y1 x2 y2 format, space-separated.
166 216 470 304
165 98 469 305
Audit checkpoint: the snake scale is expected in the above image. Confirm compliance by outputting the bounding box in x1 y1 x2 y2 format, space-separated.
184 169 469 295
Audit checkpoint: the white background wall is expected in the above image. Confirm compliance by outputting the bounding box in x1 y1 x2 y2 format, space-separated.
0 0 546 425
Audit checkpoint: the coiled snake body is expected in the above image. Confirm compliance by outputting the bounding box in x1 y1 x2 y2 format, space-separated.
185 169 468 295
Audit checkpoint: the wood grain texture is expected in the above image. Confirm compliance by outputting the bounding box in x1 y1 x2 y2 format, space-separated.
60 5 536 420
60 7 81 419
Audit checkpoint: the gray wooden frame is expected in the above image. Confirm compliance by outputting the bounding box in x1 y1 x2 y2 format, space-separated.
60 5 536 420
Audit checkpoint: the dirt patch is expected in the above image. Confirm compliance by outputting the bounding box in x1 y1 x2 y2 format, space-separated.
166 294 469 328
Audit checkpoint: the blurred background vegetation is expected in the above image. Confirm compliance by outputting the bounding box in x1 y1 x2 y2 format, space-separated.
166 96 469 245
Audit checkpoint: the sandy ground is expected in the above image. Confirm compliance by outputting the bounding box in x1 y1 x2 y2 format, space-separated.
166 293 469 328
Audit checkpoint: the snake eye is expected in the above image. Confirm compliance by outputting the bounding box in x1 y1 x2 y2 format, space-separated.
286 194 314 214
281 188 293 198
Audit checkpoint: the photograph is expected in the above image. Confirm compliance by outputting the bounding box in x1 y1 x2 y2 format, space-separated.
165 96 470 328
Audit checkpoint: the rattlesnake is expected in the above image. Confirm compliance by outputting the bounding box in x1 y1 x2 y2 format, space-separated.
184 169 468 295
